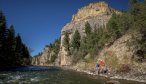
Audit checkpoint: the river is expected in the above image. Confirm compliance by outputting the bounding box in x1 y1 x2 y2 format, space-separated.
0 66 145 84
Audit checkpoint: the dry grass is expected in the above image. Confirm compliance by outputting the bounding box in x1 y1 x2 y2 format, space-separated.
118 64 131 73
104 51 120 70
85 61 96 71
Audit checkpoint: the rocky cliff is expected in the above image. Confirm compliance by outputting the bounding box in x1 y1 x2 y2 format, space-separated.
59 2 119 66
31 1 143 67
32 38 60 66
32 1 119 66
31 47 57 66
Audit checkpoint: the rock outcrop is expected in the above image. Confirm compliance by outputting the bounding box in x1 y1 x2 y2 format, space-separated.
31 47 56 66
31 1 120 66
59 2 119 66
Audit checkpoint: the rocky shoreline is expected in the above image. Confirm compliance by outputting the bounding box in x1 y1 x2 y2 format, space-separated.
61 66 146 83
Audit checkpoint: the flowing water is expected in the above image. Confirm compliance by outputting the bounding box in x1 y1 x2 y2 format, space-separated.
0 66 145 84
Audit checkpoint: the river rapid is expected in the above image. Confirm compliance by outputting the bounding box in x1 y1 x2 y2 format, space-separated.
0 66 145 84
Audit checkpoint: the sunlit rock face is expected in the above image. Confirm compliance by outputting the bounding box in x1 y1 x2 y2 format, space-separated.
59 2 119 66
31 2 120 66
31 47 55 66
72 2 113 22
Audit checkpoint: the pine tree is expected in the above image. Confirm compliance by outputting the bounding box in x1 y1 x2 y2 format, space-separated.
84 22 93 52
107 13 121 42
0 11 8 66
50 38 60 63
85 22 92 36
0 11 31 66
129 0 140 22
6 25 16 65
21 44 30 65
71 30 81 50
53 38 60 54
129 0 138 15
0 11 7 47
15 34 23 66
63 32 70 51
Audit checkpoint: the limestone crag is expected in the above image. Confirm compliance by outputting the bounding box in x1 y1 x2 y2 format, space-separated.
72 2 114 22
59 2 119 66
31 1 120 66
32 47 55 66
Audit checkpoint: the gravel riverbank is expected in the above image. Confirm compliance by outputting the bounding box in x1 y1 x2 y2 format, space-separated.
61 66 146 83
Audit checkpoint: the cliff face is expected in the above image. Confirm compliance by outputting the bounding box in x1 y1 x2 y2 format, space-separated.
31 47 56 66
59 2 119 66
31 2 119 66
72 2 114 22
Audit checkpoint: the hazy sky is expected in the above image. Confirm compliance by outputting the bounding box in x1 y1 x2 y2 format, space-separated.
0 0 128 56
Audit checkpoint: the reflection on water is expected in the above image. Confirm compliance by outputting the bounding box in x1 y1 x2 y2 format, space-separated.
0 66 145 84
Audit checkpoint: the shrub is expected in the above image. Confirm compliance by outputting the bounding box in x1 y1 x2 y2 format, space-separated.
118 64 131 73
104 51 120 70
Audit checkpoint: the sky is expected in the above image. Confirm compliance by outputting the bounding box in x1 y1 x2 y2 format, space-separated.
0 0 129 56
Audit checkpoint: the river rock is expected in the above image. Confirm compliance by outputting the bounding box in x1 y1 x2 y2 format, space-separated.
105 80 120 84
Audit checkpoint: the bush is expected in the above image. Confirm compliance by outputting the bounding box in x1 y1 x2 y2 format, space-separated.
104 51 120 70
118 64 131 73
72 49 87 64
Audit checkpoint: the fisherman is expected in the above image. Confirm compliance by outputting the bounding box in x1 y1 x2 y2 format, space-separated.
96 63 100 70
99 60 108 74
97 59 108 73
99 60 105 66
96 60 100 74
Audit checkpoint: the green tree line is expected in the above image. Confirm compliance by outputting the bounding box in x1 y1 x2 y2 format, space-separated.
0 11 30 67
